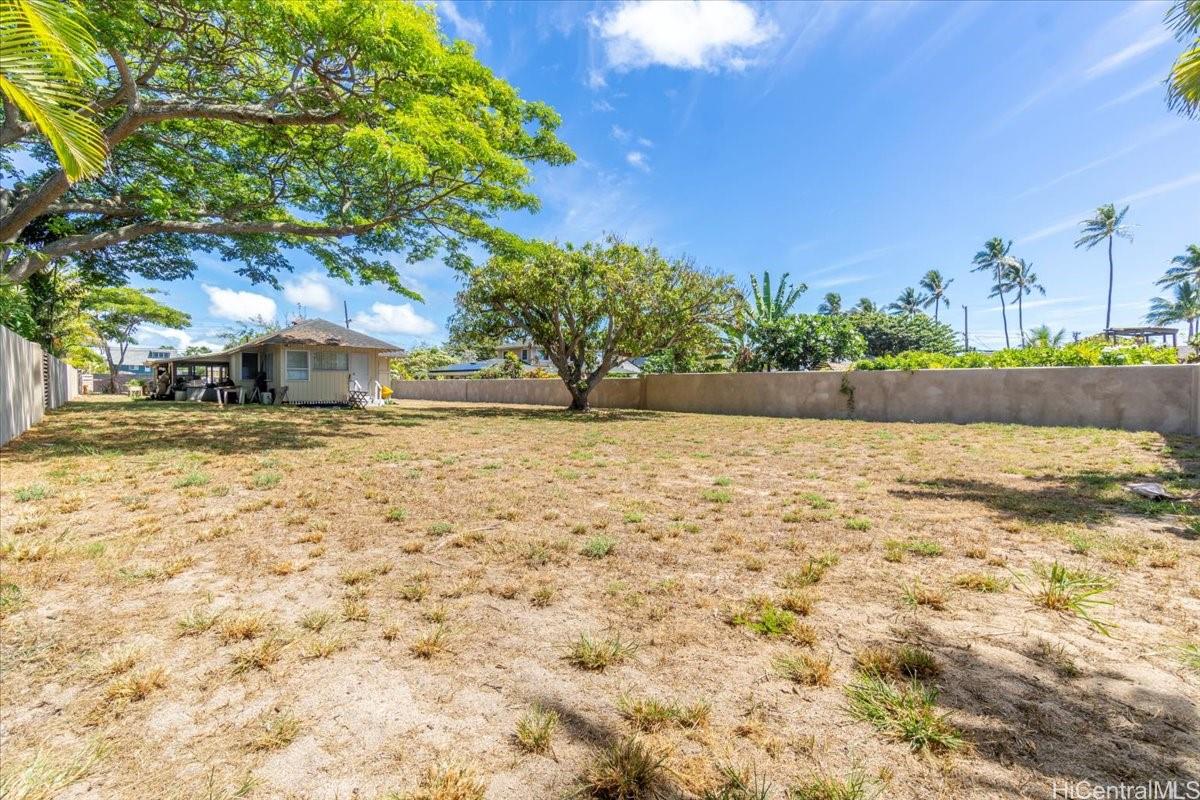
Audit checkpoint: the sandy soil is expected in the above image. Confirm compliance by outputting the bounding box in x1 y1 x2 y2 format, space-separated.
1 397 1197 799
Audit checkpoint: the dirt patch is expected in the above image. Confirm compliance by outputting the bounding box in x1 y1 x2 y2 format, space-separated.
1 397 1198 798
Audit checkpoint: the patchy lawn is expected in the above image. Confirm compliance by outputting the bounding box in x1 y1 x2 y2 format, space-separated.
2 396 1199 799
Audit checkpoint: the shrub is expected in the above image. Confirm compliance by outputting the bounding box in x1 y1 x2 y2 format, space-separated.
746 314 866 371
849 311 958 357
854 340 1178 371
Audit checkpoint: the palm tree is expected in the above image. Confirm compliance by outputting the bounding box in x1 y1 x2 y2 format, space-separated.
1158 244 1200 289
1027 325 1067 348
817 292 842 315
1074 204 1132 332
972 237 1017 349
1006 259 1045 346
888 287 927 316
1147 280 1200 339
0 0 107 180
1166 0 1199 119
745 271 807 326
918 270 953 322
854 297 877 313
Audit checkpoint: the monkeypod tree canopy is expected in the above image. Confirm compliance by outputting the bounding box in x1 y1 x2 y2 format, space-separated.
0 0 574 288
451 236 736 410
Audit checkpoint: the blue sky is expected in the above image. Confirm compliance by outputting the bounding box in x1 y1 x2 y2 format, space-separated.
135 0 1197 352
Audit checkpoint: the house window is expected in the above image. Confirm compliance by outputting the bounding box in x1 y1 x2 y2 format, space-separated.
148 350 171 359
312 351 348 371
241 352 259 380
286 350 309 381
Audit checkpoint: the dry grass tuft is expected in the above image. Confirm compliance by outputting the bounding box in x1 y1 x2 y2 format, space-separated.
578 737 665 800
773 651 833 686
564 633 637 671
514 704 559 754
247 709 300 751
392 763 486 800
217 613 266 644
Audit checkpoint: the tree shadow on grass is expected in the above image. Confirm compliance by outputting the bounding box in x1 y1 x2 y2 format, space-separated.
909 623 1200 793
418 404 665 424
0 400 433 461
521 692 687 799
889 471 1198 534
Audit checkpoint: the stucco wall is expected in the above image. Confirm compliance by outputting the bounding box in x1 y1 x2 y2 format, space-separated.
392 365 1200 435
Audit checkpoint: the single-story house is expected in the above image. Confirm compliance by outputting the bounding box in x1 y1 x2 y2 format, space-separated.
147 318 401 405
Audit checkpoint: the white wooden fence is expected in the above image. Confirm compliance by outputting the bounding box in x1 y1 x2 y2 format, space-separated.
1 324 80 446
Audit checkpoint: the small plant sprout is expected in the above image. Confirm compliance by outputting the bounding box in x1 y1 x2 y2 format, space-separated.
579 737 665 800
581 536 616 559
1019 561 1117 635
564 633 637 671
845 671 964 753
773 652 833 687
515 704 559 754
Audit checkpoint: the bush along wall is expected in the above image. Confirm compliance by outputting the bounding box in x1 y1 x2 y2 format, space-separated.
853 341 1179 370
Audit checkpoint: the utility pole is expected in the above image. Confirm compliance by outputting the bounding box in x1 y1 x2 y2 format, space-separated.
962 305 969 352
343 300 352 329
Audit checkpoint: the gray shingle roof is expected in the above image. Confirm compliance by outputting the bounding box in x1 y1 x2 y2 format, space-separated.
253 318 401 350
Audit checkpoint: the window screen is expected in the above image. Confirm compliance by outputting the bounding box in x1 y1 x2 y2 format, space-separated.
286 350 309 381
313 351 348 370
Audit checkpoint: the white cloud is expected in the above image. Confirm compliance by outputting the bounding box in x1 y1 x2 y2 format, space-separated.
637 136 654 148
202 284 277 322
625 150 650 172
1018 171 1200 244
1083 29 1171 80
594 0 776 73
138 325 221 353
814 273 875 289
586 68 608 89
611 124 631 142
592 99 615 112
1099 75 1166 110
438 0 489 46
354 302 438 337
282 272 335 312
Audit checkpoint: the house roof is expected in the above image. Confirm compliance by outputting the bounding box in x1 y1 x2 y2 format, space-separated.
428 358 503 375
147 318 402 365
242 318 401 351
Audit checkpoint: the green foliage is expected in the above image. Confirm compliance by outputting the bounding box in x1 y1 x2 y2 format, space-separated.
451 236 735 409
855 340 1178 370
848 310 958 357
0 0 107 180
390 346 458 380
473 351 526 379
845 672 964 753
1167 1 1200 117
2 0 573 287
82 287 189 381
746 314 865 371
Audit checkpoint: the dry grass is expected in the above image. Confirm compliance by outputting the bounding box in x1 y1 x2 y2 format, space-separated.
1 397 1197 798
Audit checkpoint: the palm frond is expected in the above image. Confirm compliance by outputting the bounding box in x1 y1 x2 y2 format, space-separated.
0 0 106 181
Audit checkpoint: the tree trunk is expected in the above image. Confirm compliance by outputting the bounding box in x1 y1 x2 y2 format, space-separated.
568 386 591 411
1017 294 1025 347
1106 235 1114 331
933 300 939 323
998 285 1010 349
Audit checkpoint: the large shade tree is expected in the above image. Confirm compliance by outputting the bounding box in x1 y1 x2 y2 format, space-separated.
0 0 573 289
81 286 188 390
451 237 735 411
1075 204 1132 332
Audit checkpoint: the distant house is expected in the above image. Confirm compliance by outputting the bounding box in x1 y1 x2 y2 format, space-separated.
147 318 402 405
428 338 641 380
93 344 177 377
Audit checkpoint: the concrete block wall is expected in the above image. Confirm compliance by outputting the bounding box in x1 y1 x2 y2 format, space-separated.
392 364 1200 435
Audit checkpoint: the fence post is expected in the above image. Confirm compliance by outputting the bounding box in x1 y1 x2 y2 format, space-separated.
637 375 648 410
